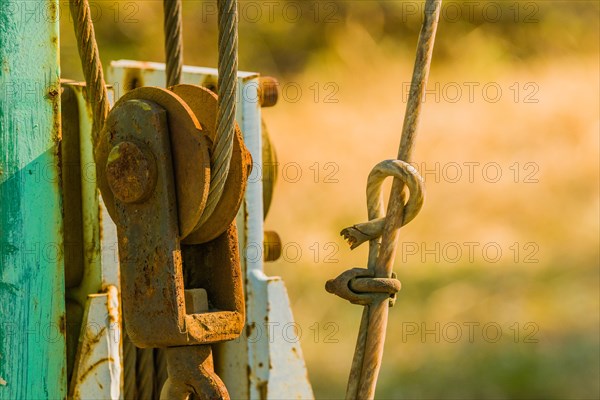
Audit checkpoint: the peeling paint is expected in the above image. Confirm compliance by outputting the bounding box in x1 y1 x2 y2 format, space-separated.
0 1 67 397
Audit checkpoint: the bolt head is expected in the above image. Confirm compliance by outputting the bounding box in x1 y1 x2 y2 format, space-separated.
259 76 279 108
263 231 282 262
106 141 156 204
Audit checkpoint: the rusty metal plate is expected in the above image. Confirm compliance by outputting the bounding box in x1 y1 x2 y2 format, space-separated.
96 86 210 239
97 99 188 343
171 84 252 245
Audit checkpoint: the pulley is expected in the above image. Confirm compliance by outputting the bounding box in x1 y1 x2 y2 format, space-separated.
96 85 252 243
95 84 251 399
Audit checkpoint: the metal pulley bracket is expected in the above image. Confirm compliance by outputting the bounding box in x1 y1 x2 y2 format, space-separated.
95 86 247 348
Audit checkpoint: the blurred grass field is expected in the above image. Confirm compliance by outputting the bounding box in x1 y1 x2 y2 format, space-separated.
60 1 599 398
263 54 599 399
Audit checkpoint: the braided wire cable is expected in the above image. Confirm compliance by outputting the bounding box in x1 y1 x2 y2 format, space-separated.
123 333 137 399
69 0 110 143
154 348 169 395
136 348 155 399
164 0 184 87
197 0 239 226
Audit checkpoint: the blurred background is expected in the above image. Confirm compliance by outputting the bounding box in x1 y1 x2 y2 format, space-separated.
61 1 599 398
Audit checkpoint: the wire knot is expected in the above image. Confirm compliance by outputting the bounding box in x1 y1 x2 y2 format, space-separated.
325 268 401 307
341 159 425 250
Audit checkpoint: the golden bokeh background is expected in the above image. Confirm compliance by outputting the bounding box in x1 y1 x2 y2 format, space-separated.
60 1 599 398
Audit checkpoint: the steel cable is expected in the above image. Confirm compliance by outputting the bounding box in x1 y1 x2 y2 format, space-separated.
69 0 110 143
327 1 443 399
136 348 155 399
123 331 137 399
197 0 239 226
164 0 184 88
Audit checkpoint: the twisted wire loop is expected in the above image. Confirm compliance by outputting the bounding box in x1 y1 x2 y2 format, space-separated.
197 0 239 226
327 160 424 306
341 160 425 252
326 1 442 399
164 0 184 87
69 0 110 144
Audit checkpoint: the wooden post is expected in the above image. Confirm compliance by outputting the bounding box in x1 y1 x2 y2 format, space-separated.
0 0 67 398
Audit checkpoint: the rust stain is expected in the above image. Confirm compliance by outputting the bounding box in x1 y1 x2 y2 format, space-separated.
258 381 268 400
55 134 63 192
76 357 114 383
78 326 107 366
123 69 144 93
106 303 118 326
97 202 103 243
87 326 106 347
202 75 218 93
246 322 255 337
242 73 260 83
59 314 66 335
51 84 62 142
47 1 58 21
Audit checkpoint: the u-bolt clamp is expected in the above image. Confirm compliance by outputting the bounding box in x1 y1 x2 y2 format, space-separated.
95 86 252 399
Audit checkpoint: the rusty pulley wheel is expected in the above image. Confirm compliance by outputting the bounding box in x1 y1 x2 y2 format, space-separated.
97 85 251 242
171 84 252 245
96 86 210 239
95 97 246 348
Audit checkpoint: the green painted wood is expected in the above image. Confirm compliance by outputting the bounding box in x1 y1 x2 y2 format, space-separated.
0 1 67 398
